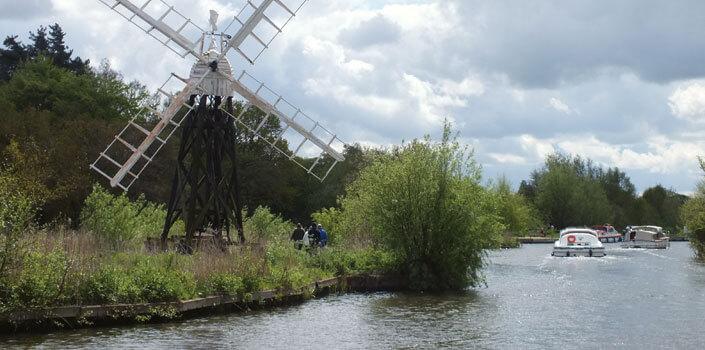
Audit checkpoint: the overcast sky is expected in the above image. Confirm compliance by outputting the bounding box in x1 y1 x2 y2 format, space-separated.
3 0 705 194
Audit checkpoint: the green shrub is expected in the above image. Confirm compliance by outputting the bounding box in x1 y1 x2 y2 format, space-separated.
81 265 140 304
201 273 243 296
681 158 705 260
490 176 542 237
80 184 167 249
0 172 36 235
332 123 504 291
10 251 72 308
243 206 292 243
312 207 343 246
131 254 196 302
312 247 397 276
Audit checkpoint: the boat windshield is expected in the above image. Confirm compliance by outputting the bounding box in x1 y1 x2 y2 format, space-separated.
560 229 597 237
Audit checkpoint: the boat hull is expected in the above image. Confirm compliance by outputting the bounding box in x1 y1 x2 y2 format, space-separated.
552 247 606 257
621 240 669 249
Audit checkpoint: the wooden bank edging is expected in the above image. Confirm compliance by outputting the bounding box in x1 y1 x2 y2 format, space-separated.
0 274 403 333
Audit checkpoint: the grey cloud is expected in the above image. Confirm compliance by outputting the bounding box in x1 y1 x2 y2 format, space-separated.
0 0 52 20
449 0 705 88
338 14 402 49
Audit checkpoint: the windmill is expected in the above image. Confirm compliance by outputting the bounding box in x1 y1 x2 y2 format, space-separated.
90 0 346 249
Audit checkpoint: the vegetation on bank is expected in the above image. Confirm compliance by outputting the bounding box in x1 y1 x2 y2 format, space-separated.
0 186 395 313
681 159 705 260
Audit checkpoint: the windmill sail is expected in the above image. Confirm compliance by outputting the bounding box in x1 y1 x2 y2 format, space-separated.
220 0 307 64
98 0 206 58
91 74 200 190
222 70 345 181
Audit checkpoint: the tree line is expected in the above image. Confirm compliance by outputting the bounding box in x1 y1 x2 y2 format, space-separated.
519 153 687 233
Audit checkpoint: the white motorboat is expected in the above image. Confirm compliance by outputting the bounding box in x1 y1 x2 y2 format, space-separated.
621 225 669 249
552 228 606 257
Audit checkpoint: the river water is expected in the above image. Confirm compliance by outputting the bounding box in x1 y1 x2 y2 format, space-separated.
3 242 705 349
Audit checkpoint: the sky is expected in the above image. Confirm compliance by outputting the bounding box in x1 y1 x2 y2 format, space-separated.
2 0 705 194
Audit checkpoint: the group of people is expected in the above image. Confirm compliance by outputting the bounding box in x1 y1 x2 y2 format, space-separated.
290 223 328 250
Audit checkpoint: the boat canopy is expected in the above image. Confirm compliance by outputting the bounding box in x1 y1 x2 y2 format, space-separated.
559 228 599 237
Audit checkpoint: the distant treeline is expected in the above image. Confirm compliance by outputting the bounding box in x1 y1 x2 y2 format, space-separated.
519 154 687 233
0 24 691 234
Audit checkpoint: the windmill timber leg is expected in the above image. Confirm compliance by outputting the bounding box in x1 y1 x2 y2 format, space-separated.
160 94 245 253
161 95 197 250
226 97 245 244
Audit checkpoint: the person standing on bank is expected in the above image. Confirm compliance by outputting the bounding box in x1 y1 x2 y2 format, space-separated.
308 224 320 248
290 223 305 250
318 224 328 247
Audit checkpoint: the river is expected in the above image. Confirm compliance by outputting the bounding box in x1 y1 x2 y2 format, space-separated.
3 242 705 349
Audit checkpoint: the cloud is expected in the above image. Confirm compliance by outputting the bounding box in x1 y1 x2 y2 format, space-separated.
548 97 575 115
338 14 402 48
669 81 705 122
449 0 705 88
488 153 526 165
402 73 484 124
0 0 51 20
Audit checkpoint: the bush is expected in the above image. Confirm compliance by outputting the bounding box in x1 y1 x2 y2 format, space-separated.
243 206 292 243
200 273 243 297
311 247 397 276
333 123 504 291
81 265 140 304
9 251 72 308
491 176 541 237
0 166 38 235
80 184 167 249
131 254 196 302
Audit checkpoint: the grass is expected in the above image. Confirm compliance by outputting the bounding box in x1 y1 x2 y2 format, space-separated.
0 227 394 313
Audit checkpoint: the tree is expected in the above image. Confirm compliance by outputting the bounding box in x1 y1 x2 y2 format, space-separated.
531 153 612 228
333 123 504 291
491 176 541 235
681 158 705 260
0 23 89 81
639 185 686 231
0 36 28 81
599 168 637 228
0 57 151 223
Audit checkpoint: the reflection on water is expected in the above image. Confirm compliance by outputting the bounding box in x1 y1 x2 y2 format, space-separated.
2 243 705 349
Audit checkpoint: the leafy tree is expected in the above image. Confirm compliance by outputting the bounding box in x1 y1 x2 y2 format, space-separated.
0 58 152 223
599 167 637 228
638 185 686 231
332 123 504 291
531 154 612 228
491 176 541 235
681 158 705 259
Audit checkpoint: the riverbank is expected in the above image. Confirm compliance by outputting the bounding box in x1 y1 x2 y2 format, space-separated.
0 274 403 334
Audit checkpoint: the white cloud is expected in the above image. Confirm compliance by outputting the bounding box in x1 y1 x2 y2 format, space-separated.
488 153 526 165
556 134 704 174
519 134 555 160
402 73 484 124
548 97 576 115
668 81 705 122
303 77 401 116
